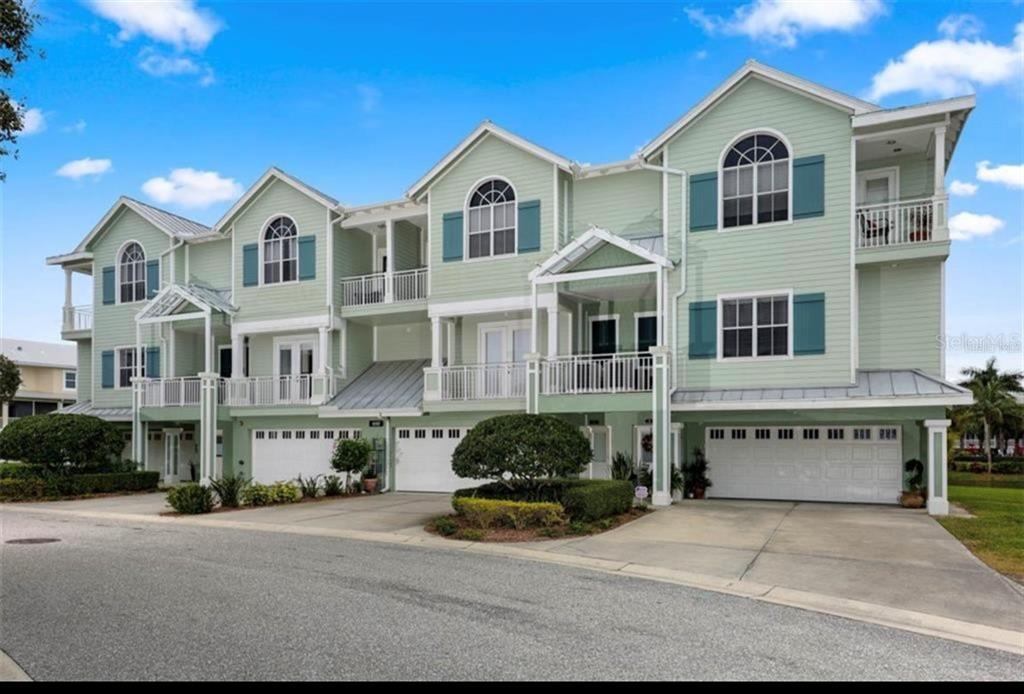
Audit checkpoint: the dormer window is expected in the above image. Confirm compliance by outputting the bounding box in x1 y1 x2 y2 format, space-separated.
467 179 516 259
119 242 147 303
722 132 790 229
263 216 298 284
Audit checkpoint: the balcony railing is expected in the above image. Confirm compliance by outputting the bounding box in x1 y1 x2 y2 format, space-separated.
855 195 947 249
139 374 344 408
438 362 527 401
341 267 428 307
219 374 344 407
542 352 653 395
62 305 92 332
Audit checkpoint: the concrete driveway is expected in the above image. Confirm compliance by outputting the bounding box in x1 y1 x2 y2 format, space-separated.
526 499 1024 632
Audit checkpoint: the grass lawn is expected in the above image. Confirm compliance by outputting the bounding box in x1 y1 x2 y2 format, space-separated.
938 473 1024 582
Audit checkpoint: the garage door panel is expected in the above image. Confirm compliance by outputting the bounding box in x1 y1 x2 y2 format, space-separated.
707 424 901 504
396 427 483 493
252 429 360 484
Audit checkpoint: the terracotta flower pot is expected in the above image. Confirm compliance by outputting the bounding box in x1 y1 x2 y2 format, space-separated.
362 477 379 494
691 487 706 500
900 491 925 509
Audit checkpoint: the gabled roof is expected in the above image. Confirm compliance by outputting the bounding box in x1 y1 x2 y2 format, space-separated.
639 60 879 160
213 167 340 233
136 283 236 323
529 227 673 280
406 120 573 200
71 197 214 253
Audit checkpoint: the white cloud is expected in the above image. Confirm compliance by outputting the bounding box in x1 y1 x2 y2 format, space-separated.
976 160 1024 189
948 211 1004 241
56 158 113 180
685 0 885 48
938 14 984 39
141 168 242 209
61 119 87 134
949 180 978 196
19 107 45 135
866 21 1024 101
137 47 215 86
86 0 222 51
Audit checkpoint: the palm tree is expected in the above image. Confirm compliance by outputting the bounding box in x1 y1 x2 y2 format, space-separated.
958 358 1024 473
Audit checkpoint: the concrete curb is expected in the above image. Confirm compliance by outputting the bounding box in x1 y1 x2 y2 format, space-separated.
6 504 1023 655
0 649 31 682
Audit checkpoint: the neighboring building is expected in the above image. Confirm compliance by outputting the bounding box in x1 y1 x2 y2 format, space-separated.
0 338 77 427
47 60 973 514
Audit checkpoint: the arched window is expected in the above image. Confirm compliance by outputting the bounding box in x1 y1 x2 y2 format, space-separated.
722 133 790 228
119 242 146 303
263 216 298 284
467 179 516 259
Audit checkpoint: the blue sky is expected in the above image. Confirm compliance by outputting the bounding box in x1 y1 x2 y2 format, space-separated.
2 0 1021 380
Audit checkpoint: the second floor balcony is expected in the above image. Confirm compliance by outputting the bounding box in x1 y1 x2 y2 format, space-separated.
61 305 93 334
340 267 428 307
138 373 344 408
855 195 948 250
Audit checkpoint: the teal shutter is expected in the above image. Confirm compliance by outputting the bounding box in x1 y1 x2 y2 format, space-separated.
792 155 825 220
102 266 115 305
793 293 826 355
242 243 259 286
688 300 717 359
146 347 160 378
101 350 114 388
442 212 463 262
689 172 718 232
146 260 159 299
298 235 316 280
517 199 541 253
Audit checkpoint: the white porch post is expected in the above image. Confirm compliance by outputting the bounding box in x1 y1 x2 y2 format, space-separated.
203 312 212 373
63 268 73 329
546 307 559 358
430 316 443 368
135 323 142 380
168 324 176 377
231 333 243 378
933 125 947 197
651 345 672 507
525 353 541 415
656 266 664 344
530 283 539 354
926 419 951 516
384 218 394 303
318 326 329 375
198 371 219 484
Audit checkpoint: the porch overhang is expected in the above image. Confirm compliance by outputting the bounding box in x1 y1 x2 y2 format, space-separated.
136 283 237 325
528 226 673 285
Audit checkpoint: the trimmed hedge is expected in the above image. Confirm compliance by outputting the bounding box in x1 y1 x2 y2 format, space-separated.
0 414 124 472
0 463 48 479
0 471 160 500
455 478 634 522
952 459 1024 474
452 497 566 530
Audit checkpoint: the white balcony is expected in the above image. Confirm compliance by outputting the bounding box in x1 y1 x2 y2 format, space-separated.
542 352 653 395
219 374 344 407
341 267 427 307
139 377 202 407
434 362 527 401
62 305 92 333
855 196 948 249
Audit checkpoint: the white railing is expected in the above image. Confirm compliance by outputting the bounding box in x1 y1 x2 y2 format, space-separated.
140 377 202 407
341 267 428 307
542 352 654 395
219 374 344 407
439 362 526 401
855 196 947 249
62 305 92 332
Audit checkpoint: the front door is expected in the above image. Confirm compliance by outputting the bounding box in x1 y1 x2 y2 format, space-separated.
163 431 181 485
276 338 316 402
857 169 898 243
218 347 232 378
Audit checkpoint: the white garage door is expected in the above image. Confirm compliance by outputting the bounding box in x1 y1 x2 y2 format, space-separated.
705 425 902 504
395 427 483 493
251 428 362 484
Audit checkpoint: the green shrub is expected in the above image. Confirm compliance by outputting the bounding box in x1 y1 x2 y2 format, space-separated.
0 462 48 479
323 474 344 496
241 481 299 507
0 477 46 499
0 414 124 472
455 478 633 522
452 497 566 530
0 471 159 500
167 484 214 514
296 474 321 499
209 475 247 508
451 414 591 490
331 438 373 490
457 528 486 542
270 481 299 504
432 516 458 536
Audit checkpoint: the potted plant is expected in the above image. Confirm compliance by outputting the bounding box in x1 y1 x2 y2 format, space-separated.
683 447 712 499
362 465 379 494
900 458 927 508
331 438 374 493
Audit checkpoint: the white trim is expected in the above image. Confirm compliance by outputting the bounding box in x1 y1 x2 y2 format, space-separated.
529 226 673 280
258 213 300 287
271 334 318 378
850 138 857 383
716 290 794 362
856 166 900 205
552 163 559 251
587 314 620 353
634 311 659 351
851 95 974 129
533 263 661 285
717 128 794 233
477 319 532 364
114 239 151 306
318 407 423 419
406 121 572 200
428 293 557 318
113 344 146 390
672 394 973 411
462 175 518 263
640 61 876 159
230 314 332 338
63 369 77 391
213 167 338 233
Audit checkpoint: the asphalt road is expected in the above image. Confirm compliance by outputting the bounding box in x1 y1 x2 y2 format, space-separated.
0 510 1020 681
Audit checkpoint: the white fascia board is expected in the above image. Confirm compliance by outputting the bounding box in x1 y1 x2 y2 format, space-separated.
317 407 423 418
529 227 672 280
533 263 661 285
340 200 428 228
46 251 94 266
639 61 877 160
428 293 558 318
671 394 974 412
231 313 333 337
213 167 340 233
406 121 573 200
851 95 976 129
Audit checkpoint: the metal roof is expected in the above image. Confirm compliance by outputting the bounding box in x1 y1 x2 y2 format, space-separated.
530 227 672 280
326 359 427 413
61 401 132 421
119 197 213 239
672 370 971 408
0 338 76 368
136 283 236 323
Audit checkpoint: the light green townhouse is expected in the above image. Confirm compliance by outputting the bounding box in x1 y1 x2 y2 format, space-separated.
48 61 974 515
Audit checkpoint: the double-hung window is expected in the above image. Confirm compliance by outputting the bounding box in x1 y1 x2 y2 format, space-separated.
467 179 516 259
722 133 790 228
119 242 147 303
263 216 298 284
721 294 790 359
117 348 145 388
64 370 77 390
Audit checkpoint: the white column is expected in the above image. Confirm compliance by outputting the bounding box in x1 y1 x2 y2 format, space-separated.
546 307 559 358
431 316 443 368
384 218 394 303
168 324 176 378
318 326 329 374
926 419 951 516
1 402 9 429
530 283 539 354
63 268 73 329
651 345 672 507
933 125 947 196
135 324 143 379
656 267 664 344
203 313 212 373
231 333 243 378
